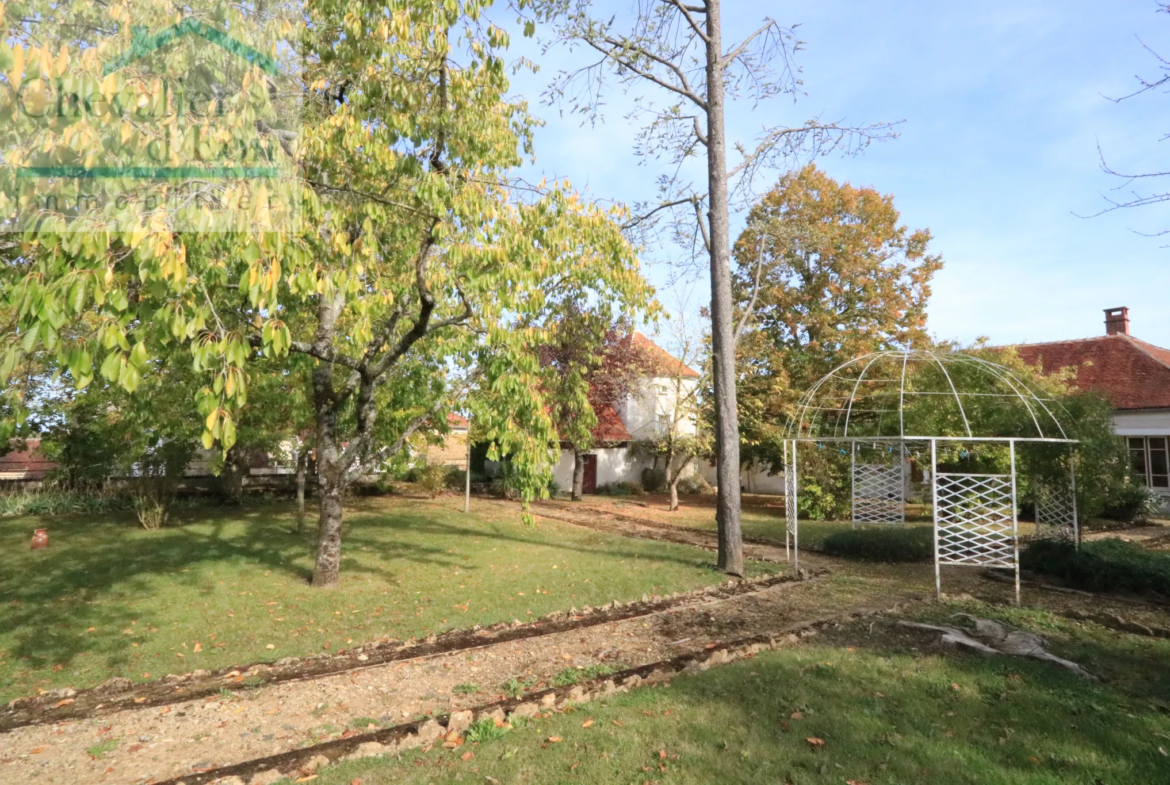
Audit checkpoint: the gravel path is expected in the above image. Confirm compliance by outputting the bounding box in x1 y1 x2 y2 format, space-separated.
0 566 903 785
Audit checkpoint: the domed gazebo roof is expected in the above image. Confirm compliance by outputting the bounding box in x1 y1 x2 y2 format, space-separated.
785 350 1071 442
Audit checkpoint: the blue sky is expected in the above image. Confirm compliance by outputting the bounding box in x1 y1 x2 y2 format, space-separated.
505 1 1170 348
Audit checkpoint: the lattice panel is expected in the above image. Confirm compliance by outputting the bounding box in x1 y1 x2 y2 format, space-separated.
785 443 797 537
936 473 1015 566
1035 482 1076 540
853 463 905 524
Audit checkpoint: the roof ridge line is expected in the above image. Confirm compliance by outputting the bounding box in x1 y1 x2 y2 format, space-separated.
1121 334 1170 372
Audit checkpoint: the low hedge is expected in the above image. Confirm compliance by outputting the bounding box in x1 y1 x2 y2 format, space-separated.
1020 538 1170 598
820 525 934 562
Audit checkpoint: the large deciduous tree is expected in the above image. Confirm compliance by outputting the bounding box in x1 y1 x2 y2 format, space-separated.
632 311 708 512
535 0 895 575
1 0 652 587
1091 3 1170 230
733 165 942 472
539 307 653 501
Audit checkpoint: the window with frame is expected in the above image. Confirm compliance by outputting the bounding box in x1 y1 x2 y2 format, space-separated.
1129 436 1169 489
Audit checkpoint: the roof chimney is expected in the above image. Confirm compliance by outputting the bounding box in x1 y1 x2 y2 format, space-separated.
1104 307 1130 336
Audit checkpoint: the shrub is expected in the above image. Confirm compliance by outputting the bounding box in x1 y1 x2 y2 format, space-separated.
1098 483 1162 524
0 488 132 518
133 493 169 530
640 466 666 493
414 464 449 497
821 526 934 562
677 473 713 495
444 467 467 491
547 477 562 498
596 481 643 497
1020 538 1170 598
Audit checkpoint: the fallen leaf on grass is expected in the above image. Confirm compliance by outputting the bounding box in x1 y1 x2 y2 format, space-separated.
461 751 474 761
133 697 146 704
789 711 803 720
658 749 667 759
548 736 563 743
806 737 825 748
581 719 594 728
193 642 202 653
951 683 960 691
611 720 623 727
846 780 869 784
52 698 74 708
29 746 48 754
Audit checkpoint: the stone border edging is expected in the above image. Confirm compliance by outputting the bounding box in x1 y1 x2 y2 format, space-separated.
153 600 909 785
2 572 811 733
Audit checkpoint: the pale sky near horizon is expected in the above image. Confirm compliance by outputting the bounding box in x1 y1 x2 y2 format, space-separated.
503 1 1170 350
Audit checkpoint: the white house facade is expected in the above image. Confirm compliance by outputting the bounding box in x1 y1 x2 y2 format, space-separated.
550 332 703 493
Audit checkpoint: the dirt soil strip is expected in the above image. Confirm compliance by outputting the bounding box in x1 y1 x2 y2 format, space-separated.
1 575 902 785
1 573 803 734
543 499 794 549
522 500 796 564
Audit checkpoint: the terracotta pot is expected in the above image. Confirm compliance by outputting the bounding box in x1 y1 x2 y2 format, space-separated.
30 529 49 550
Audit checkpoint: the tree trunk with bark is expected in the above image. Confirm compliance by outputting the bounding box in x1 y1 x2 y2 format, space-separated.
313 478 344 588
295 448 308 532
667 454 694 513
705 0 744 575
571 448 585 501
221 449 246 505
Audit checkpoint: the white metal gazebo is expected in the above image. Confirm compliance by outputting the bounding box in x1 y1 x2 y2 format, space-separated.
783 350 1080 603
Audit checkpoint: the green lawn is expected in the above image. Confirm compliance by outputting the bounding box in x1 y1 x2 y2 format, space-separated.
308 604 1170 785
576 494 895 549
0 496 778 703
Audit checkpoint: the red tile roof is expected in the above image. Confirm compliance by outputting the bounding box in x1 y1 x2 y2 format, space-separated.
446 412 469 429
0 439 58 480
630 331 700 380
591 403 633 443
1015 334 1170 411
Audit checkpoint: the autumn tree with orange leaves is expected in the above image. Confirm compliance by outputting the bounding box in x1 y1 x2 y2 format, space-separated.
732 165 943 472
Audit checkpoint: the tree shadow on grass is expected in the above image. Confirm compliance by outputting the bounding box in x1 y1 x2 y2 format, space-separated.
657 623 1170 784
0 503 461 685
341 511 726 574
0 497 735 695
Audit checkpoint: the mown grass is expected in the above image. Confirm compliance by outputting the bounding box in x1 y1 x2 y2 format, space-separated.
573 493 858 549
307 606 1170 785
0 495 779 703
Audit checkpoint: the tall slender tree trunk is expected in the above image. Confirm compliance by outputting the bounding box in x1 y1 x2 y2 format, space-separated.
667 455 693 513
295 449 308 532
313 476 343 588
571 448 585 502
705 0 744 575
222 449 246 505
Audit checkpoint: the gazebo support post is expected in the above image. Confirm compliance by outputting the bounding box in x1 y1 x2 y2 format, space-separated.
1069 453 1080 550
850 442 856 530
931 438 941 601
1010 439 1021 606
